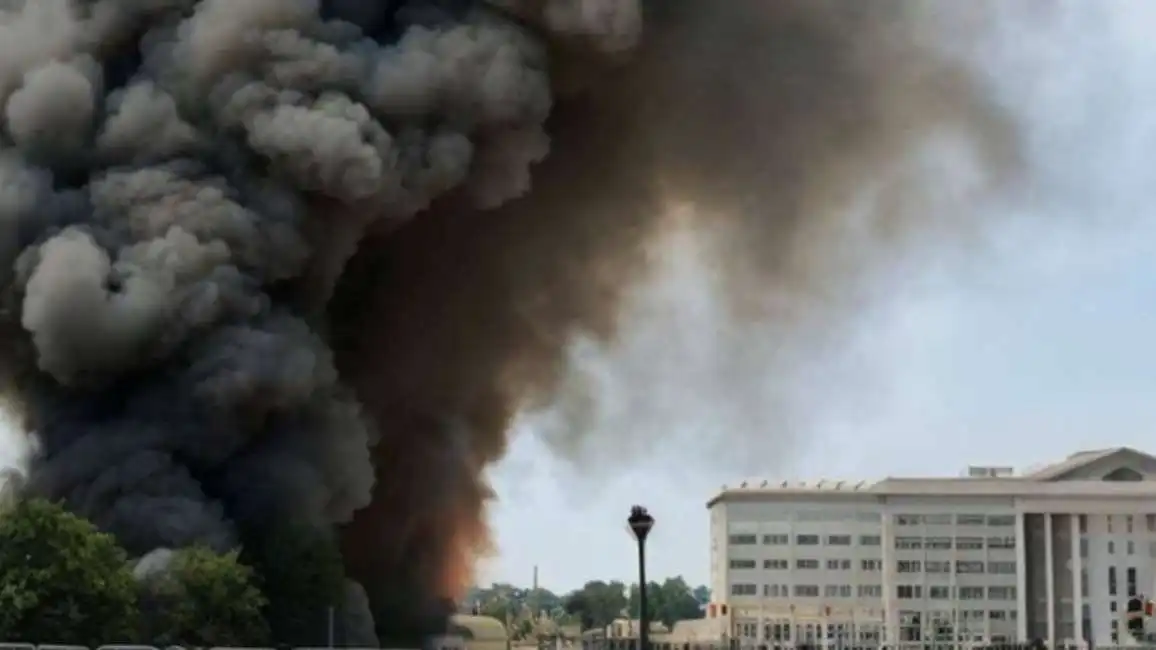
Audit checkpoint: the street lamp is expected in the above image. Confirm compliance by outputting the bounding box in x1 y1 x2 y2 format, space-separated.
628 506 655 650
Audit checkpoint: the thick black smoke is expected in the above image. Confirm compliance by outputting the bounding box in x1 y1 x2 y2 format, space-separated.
0 0 1019 645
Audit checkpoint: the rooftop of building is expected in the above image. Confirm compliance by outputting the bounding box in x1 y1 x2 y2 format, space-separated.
707 446 1156 507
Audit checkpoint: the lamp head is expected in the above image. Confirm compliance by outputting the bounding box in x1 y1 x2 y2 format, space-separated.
628 505 655 542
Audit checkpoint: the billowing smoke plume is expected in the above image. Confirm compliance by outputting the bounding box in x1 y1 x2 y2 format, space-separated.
0 0 1020 644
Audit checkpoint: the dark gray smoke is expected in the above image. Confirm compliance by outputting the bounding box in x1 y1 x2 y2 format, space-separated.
0 0 1020 644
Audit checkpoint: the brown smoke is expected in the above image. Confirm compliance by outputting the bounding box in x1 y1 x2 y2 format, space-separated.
334 0 1021 630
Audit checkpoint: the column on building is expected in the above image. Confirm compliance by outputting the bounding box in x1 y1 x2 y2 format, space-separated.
1070 514 1084 646
1016 512 1029 642
758 522 766 644
881 507 897 645
1045 513 1056 646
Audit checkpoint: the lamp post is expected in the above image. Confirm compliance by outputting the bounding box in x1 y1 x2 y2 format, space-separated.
628 506 655 650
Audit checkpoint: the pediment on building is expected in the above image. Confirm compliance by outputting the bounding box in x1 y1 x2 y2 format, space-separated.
1028 447 1156 482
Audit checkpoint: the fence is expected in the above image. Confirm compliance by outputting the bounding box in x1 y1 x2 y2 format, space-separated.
0 643 494 650
0 639 513 650
579 641 1156 650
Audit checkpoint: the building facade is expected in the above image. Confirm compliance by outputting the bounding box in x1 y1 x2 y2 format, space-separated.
707 448 1156 648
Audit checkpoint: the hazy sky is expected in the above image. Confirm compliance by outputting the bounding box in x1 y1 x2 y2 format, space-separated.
4 3 1156 598
479 2 1156 593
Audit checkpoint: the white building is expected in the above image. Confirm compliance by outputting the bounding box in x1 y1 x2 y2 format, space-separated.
707 447 1156 648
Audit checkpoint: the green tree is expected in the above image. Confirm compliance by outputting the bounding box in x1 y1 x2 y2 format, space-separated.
243 524 346 645
140 546 270 646
0 498 139 645
628 577 704 628
564 580 628 630
655 577 703 625
692 585 711 605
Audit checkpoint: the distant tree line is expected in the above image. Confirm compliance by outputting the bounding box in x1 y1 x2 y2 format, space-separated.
466 578 711 633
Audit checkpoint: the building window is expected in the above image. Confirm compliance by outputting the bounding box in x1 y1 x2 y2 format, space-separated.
897 585 922 599
1081 515 1089 533
861 559 882 571
764 584 781 597
926 537 952 550
895 537 922 550
1081 538 1089 557
1127 515 1135 533
826 559 851 570
1128 540 1136 556
956 561 985 574
1110 540 1116 555
730 559 757 569
926 561 951 574
1110 567 1118 596
896 514 922 525
827 534 852 546
988 586 1016 600
925 514 952 525
731 583 757 596
988 561 1016 575
824 584 853 598
987 536 1016 549
764 559 789 570
1128 567 1138 597
989 610 1007 620
987 514 1016 526
929 586 950 599
796 534 820 546
794 584 819 598
959 586 984 600
1148 514 1156 533
859 534 881 546
858 585 883 598
897 560 922 573
729 534 758 545
796 558 819 570
763 533 789 545
957 514 986 526
956 536 984 550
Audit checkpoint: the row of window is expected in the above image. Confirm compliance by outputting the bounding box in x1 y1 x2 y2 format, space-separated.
897 585 1017 600
1087 513 1156 534
1103 538 1156 557
895 535 1016 550
895 514 1016 527
729 533 1019 549
897 560 1016 574
731 558 882 571
736 622 885 643
729 533 882 546
730 558 1016 574
729 582 1017 601
732 583 883 598
899 610 1019 622
1108 566 1141 597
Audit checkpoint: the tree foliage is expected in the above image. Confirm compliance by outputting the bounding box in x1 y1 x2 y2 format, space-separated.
628 577 705 628
0 498 139 645
564 580 629 630
564 578 707 631
140 546 270 647
243 524 347 645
